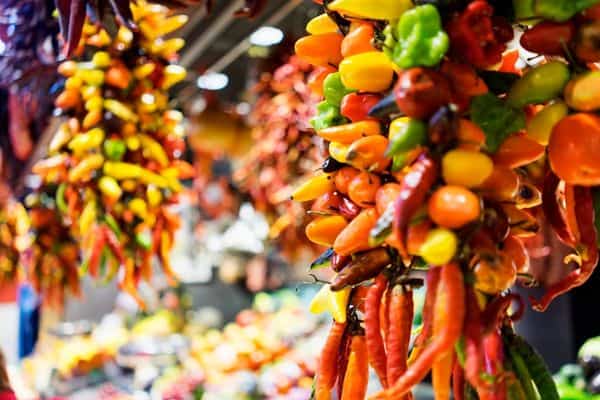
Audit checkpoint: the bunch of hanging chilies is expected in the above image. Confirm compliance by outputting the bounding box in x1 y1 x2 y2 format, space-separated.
294 0 600 399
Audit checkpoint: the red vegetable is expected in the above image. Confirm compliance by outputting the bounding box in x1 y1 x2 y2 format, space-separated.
365 274 389 388
386 286 413 389
340 93 382 122
520 21 575 56
315 321 346 399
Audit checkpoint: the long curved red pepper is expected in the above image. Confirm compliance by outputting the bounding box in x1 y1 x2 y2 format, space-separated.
386 286 414 390
393 153 438 258
483 330 506 400
87 226 106 278
532 186 599 311
316 321 346 399
464 287 489 396
542 171 576 246
452 360 465 400
413 267 441 352
365 274 389 388
372 263 465 400
481 292 525 332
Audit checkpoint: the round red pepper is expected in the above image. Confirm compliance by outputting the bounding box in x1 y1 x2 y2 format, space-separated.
340 93 382 122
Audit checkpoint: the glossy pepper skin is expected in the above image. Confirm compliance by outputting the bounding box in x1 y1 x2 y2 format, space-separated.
447 0 513 68
340 93 382 122
311 101 347 130
533 0 600 22
384 4 449 69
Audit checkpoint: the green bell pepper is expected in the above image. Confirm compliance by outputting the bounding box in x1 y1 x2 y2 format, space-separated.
310 101 348 131
384 4 449 69
323 72 355 107
386 117 428 157
103 138 127 161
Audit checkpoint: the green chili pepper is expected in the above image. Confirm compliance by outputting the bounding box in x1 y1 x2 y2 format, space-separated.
507 61 570 108
384 4 449 69
310 248 334 270
513 0 536 20
104 214 122 237
386 117 428 157
534 0 600 22
135 231 152 250
103 138 127 161
323 72 355 106
310 101 348 131
55 183 68 214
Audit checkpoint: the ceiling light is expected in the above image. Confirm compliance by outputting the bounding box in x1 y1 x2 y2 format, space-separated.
249 26 284 47
197 72 229 90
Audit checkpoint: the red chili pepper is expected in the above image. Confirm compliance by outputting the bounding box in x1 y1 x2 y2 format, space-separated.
386 286 413 391
341 335 369 400
453 360 465 400
339 196 361 220
373 263 465 399
464 287 488 395
340 93 382 123
520 21 575 56
481 293 524 332
103 225 125 267
446 1 513 68
365 274 389 388
336 328 352 398
483 330 506 400
532 186 599 311
542 171 577 246
413 268 441 352
393 153 438 258
332 252 351 272
316 321 346 399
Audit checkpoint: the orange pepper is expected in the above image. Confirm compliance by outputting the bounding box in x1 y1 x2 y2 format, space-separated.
478 165 520 201
456 119 486 150
348 171 381 208
341 23 376 57
346 135 391 171
106 63 132 89
317 120 381 144
334 208 378 256
295 33 344 67
308 66 337 97
493 133 545 168
375 183 402 215
334 166 360 194
306 215 349 247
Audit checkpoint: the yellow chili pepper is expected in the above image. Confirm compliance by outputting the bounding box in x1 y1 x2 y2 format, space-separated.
82 109 102 130
134 63 156 80
161 65 187 90
329 141 350 163
98 176 123 202
77 69 105 86
68 154 104 183
306 14 339 34
79 200 97 236
291 173 335 202
160 168 183 192
49 123 72 154
139 169 169 188
139 134 169 167
339 52 395 92
146 186 162 207
104 99 139 123
128 198 148 219
309 283 351 323
126 136 141 151
117 26 133 47
81 85 101 101
103 161 143 180
527 101 568 145
328 0 412 20
68 127 105 155
85 96 103 111
91 51 111 68
139 14 188 40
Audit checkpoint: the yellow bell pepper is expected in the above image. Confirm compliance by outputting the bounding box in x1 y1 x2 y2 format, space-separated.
291 173 334 202
79 200 97 236
328 0 412 20
329 141 350 163
309 283 351 323
68 154 104 183
139 134 169 167
339 51 395 92
103 161 143 180
98 176 123 202
68 127 105 155
306 14 339 34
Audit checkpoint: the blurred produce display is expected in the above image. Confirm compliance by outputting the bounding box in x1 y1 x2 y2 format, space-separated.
555 337 600 400
30 0 192 304
293 1 600 399
234 55 322 262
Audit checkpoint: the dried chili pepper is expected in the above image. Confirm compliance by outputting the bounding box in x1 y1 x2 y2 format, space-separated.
331 247 391 290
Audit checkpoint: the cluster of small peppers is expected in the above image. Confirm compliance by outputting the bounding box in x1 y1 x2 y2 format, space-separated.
20 188 82 307
0 201 29 285
31 0 191 305
234 56 323 262
294 0 600 399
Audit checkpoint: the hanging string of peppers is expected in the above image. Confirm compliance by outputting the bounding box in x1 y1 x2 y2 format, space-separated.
32 0 191 305
294 0 600 399
234 55 323 262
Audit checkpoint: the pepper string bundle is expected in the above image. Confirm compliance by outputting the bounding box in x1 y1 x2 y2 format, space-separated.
32 0 192 305
0 201 29 285
234 56 323 262
294 1 600 399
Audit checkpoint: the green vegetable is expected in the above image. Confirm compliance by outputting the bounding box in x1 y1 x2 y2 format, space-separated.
455 336 466 367
579 337 600 359
310 101 348 131
386 118 428 157
369 203 393 246
508 345 539 400
556 383 589 400
103 138 127 161
470 93 526 153
55 183 68 214
323 73 355 106
506 330 560 400
135 231 152 250
534 0 600 22
384 4 449 69
310 248 334 270
513 0 537 21
392 153 409 172
506 61 570 108
104 214 122 237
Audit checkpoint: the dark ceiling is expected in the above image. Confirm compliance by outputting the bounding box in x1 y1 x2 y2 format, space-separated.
176 0 320 104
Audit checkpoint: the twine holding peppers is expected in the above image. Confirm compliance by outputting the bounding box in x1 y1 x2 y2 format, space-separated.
296 1 600 399
31 0 190 305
